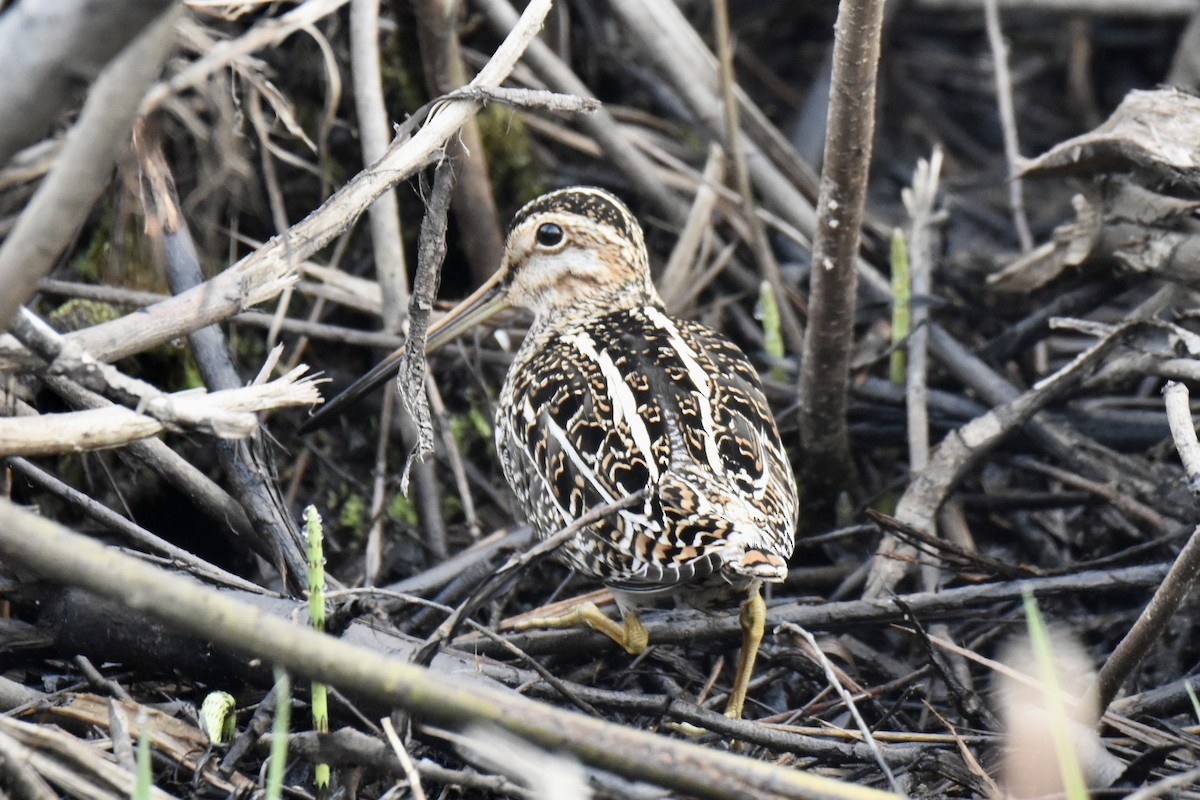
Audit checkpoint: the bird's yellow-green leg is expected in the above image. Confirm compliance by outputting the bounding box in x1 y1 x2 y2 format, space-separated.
725 585 767 719
512 602 649 655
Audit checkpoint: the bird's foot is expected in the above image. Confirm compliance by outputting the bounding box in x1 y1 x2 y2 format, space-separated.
511 601 648 655
724 587 767 719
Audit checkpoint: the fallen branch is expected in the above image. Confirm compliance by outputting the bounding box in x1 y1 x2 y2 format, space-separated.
1085 382 1200 713
0 499 898 800
0 363 323 456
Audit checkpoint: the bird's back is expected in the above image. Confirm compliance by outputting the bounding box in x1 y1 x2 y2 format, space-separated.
496 304 798 595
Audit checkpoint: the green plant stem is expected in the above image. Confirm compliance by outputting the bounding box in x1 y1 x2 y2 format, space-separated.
266 669 291 800
758 281 787 381
134 708 151 800
305 506 331 796
1022 589 1088 800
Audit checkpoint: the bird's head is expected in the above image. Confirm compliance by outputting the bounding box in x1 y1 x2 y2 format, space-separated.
428 187 659 348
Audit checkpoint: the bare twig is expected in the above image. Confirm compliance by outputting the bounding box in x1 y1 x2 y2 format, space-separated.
866 320 1150 596
0 364 323 456
5 457 265 592
711 0 806 361
9 308 252 436
903 149 944 593
0 0 175 165
474 0 687 225
442 86 599 114
398 163 455 501
799 0 887 496
141 0 352 114
1163 381 1200 495
413 0 503 284
35 277 407 351
139 126 310 593
660 145 724 312
917 0 1196 13
350 0 409 322
902 149 943 476
365 384 398 585
497 562 1170 656
0 7 180 329
382 717 428 800
777 623 901 793
983 0 1033 252
1083 382 1200 713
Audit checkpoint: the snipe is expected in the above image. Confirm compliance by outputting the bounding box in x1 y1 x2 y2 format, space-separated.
304 187 799 718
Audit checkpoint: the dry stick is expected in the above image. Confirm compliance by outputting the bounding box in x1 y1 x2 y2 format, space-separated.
916 0 1197 17
6 458 263 593
394 164 456 567
140 0 351 114
382 718 428 800
0 725 63 800
778 623 901 793
140 130 311 593
348 0 417 568
425 372 481 538
0 500 897 800
864 321 1146 597
903 150 944 595
660 145 724 312
711 0 806 361
36 277 408 352
413 0 504 284
365 384 398 584
499 562 1170 657
278 729 527 795
473 0 687 225
982 0 1033 253
247 88 301 353
924 300 1196 527
1164 381 1200 496
1012 456 1166 531
0 368 321 457
8 308 254 437
903 150 943 477
799 0 887 496
0 0 175 166
0 0 553 374
1085 382 1200 714
0 6 179 330
350 0 409 319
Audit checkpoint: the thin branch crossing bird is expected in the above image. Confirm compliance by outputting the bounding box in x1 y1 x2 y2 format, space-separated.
304 187 799 719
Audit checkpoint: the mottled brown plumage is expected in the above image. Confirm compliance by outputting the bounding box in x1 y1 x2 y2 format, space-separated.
492 189 797 606
306 187 799 718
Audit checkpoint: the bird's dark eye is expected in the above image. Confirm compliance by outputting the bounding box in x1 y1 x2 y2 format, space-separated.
535 222 564 248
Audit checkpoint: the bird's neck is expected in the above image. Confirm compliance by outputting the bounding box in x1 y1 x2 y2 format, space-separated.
526 281 663 337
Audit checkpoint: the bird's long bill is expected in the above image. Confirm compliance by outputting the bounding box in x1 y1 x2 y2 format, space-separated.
424 271 510 351
298 272 509 433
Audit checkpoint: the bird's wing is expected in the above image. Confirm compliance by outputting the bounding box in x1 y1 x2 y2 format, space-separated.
500 307 797 587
